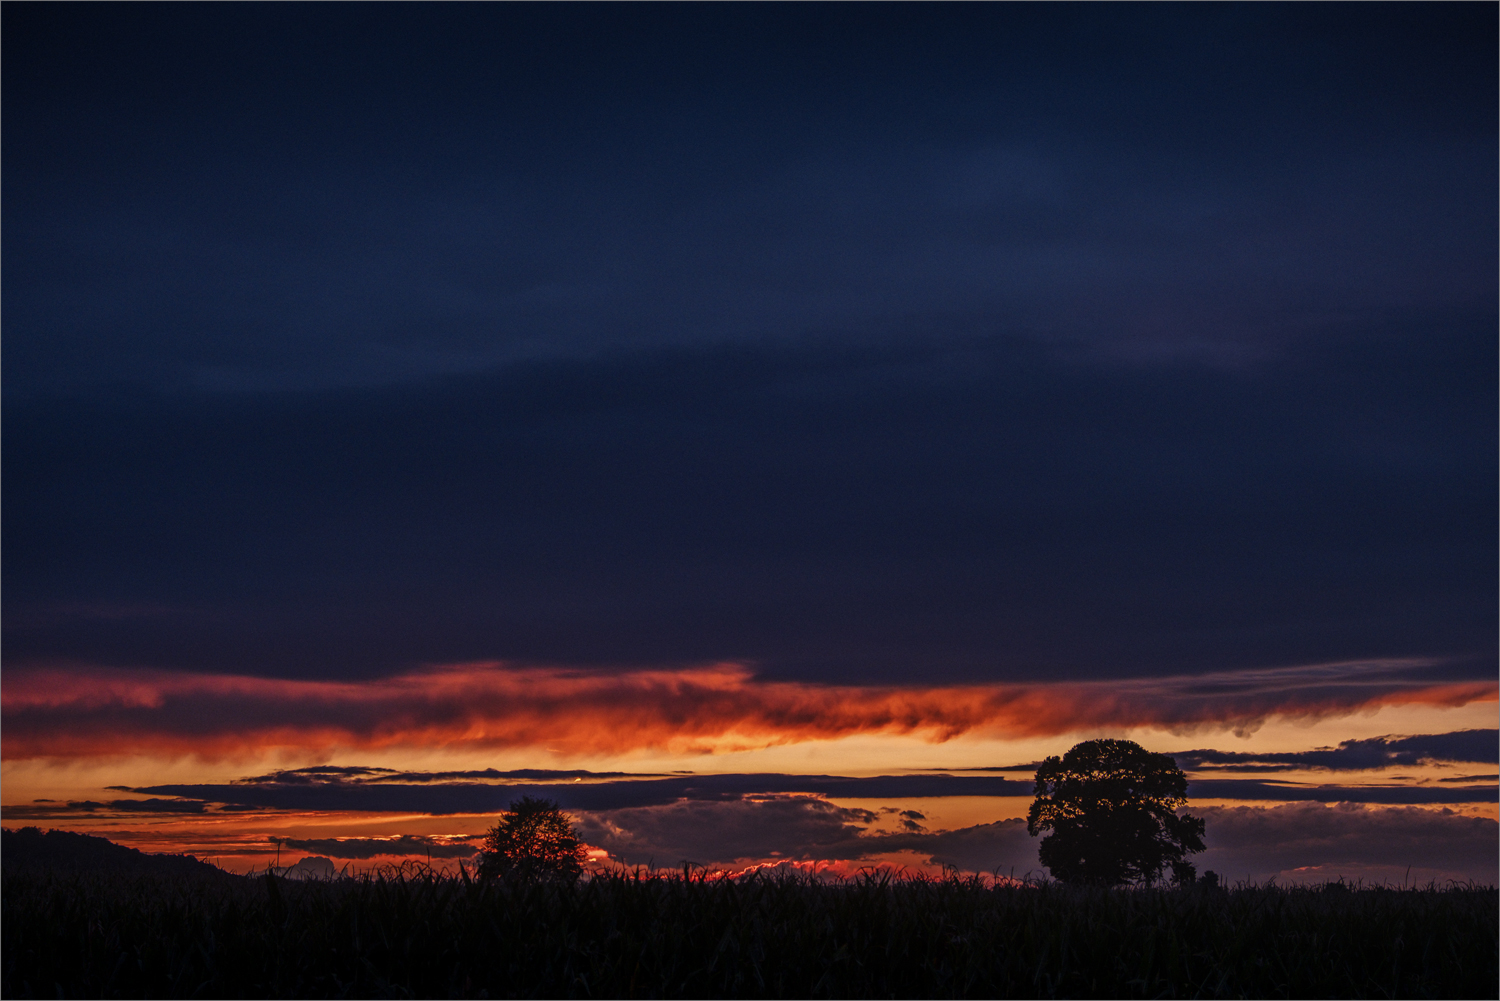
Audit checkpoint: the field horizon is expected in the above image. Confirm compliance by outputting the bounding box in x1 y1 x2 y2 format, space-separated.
6 840 1496 999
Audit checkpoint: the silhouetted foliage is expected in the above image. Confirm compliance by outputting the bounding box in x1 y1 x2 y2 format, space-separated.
477 796 587 880
1028 738 1206 886
5 865 1496 998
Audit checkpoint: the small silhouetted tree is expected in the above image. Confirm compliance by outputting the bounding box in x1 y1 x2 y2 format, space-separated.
1027 738 1205 886
478 797 588 880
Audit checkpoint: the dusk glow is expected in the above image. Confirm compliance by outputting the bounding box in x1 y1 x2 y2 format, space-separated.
3 660 1494 761
3 3 1495 892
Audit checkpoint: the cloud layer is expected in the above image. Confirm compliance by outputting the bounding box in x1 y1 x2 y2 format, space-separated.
6 328 1494 687
4 6 1493 700
576 798 1497 885
1192 803 1498 885
8 730 1487 821
1173 729 1498 772
4 660 1491 760
270 835 480 861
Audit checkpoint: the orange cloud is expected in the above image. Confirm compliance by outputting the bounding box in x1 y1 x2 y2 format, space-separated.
2 659 1492 761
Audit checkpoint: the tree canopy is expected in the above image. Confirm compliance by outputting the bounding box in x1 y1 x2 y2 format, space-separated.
1027 738 1205 886
478 797 588 880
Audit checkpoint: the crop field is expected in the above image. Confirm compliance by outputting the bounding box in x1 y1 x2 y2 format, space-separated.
3 867 1495 999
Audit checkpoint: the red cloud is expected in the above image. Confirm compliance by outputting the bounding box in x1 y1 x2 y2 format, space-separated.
2 659 1492 760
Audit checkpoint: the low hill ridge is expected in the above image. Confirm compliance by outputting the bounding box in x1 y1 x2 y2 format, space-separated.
2 826 235 879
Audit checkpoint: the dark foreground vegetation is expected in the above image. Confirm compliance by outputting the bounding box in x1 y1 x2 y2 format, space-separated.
4 863 1496 1000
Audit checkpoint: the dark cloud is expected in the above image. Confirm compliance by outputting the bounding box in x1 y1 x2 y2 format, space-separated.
0 798 209 819
235 766 397 784
1173 729 1498 772
579 801 1041 875
240 766 655 785
106 763 1493 819
907 821 1038 876
577 797 878 867
579 799 1496 885
4 7 1493 396
364 769 663 784
3 331 1493 685
271 835 480 861
2 5 1494 688
1184 781 1496 805
124 773 1037 816
576 798 1037 874
574 801 1045 876
1193 803 1498 885
5 768 1488 828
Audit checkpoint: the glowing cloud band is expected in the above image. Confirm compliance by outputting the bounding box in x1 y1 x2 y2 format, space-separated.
3 659 1492 760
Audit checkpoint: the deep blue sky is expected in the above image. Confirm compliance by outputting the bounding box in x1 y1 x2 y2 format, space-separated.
4 3 1494 684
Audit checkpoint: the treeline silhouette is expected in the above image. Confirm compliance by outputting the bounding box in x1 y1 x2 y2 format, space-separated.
4 860 1494 998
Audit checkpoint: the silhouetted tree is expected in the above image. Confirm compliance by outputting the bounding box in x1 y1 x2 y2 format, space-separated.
478 797 588 880
1027 738 1205 886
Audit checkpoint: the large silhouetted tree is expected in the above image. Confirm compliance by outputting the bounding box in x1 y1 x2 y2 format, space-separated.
478 797 588 880
1027 738 1205 886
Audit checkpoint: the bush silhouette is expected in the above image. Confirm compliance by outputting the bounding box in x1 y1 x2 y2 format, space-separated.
478 796 588 880
1027 738 1205 886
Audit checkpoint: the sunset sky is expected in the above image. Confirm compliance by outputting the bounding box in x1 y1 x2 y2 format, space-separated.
4 4 1495 885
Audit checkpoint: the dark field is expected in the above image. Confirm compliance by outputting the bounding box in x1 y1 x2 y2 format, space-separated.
3 866 1495 1000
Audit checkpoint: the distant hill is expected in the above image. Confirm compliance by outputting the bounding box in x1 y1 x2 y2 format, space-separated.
2 827 238 880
